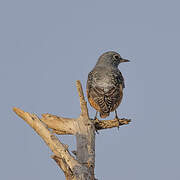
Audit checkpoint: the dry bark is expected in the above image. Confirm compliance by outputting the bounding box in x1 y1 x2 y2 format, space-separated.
13 80 130 180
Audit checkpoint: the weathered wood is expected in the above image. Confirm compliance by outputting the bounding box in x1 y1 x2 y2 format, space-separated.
76 80 89 118
93 118 131 130
40 115 130 134
75 81 95 179
13 107 86 180
13 80 130 180
41 114 76 135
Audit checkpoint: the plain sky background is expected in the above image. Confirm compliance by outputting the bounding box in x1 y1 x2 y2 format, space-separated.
1 0 180 179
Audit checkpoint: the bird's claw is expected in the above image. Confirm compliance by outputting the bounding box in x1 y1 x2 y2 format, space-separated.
94 117 100 134
114 117 120 130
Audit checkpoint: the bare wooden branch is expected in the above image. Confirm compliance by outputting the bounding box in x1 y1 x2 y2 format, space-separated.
13 80 131 180
75 80 95 179
93 118 131 130
40 114 130 134
76 80 89 118
51 155 74 180
13 108 78 167
13 107 90 180
41 114 76 135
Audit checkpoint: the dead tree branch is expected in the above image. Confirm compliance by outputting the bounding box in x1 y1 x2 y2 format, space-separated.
13 80 130 180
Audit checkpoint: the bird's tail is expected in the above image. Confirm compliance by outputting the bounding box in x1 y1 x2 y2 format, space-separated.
100 111 110 118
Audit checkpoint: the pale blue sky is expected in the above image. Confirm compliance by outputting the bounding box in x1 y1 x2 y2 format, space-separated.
1 0 180 179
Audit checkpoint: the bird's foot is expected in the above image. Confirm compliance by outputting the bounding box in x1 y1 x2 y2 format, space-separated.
114 116 120 130
94 117 100 134
114 110 120 130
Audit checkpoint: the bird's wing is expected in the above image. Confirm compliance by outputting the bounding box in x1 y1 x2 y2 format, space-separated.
104 83 123 112
105 69 124 111
87 70 109 113
111 69 125 88
87 69 124 112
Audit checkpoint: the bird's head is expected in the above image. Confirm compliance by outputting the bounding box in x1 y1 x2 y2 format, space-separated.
96 51 130 67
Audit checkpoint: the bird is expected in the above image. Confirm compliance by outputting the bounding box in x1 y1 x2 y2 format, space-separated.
86 51 129 120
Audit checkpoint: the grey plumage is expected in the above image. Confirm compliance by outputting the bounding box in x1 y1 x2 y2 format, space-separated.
86 51 129 118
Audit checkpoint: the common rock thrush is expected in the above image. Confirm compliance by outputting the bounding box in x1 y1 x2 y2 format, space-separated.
86 51 129 120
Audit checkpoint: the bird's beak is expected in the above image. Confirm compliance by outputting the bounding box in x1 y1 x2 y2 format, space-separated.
120 58 130 63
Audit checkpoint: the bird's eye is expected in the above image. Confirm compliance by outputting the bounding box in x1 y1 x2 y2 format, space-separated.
113 55 119 60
